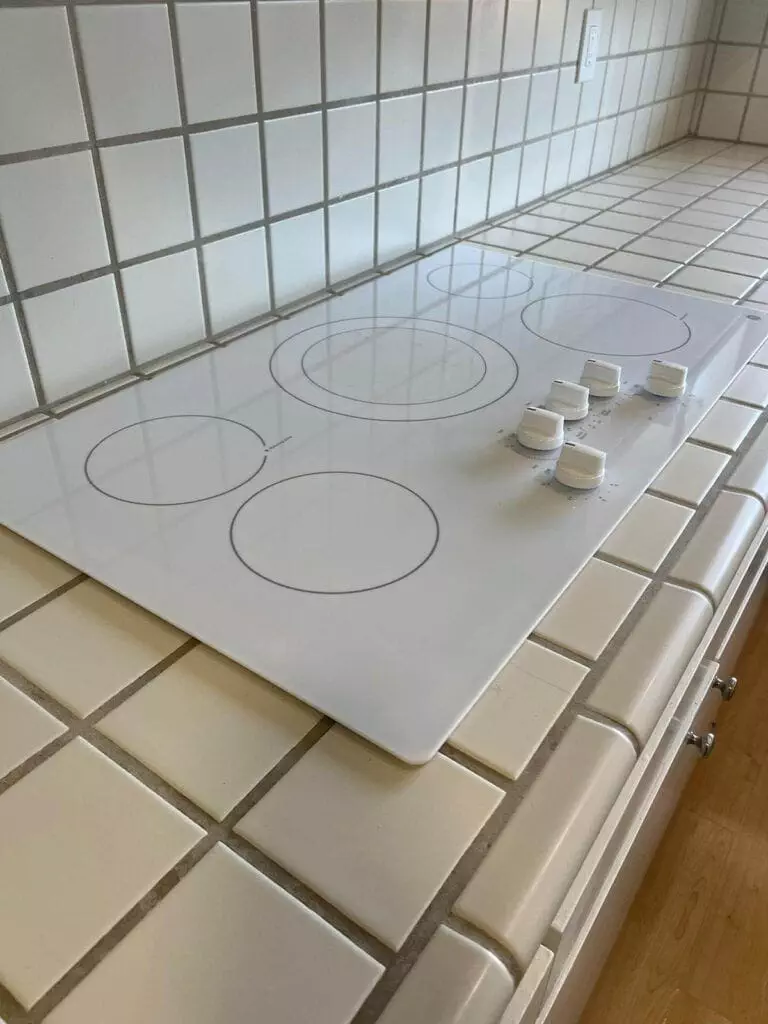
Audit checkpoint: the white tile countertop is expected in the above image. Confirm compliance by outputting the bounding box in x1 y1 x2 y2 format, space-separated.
2 138 768 1024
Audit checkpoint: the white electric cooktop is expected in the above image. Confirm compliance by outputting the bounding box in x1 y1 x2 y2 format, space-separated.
1 244 766 762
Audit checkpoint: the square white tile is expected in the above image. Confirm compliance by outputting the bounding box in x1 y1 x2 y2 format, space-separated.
420 167 459 245
487 148 521 217
381 0 426 91
236 726 503 949
651 221 724 247
674 208 739 231
191 124 263 236
0 153 109 290
738 218 768 240
518 139 549 206
424 87 463 170
690 399 761 452
708 45 759 94
44 845 382 1024
725 364 768 408
612 198 673 221
596 251 681 282
0 528 76 625
467 0 505 76
669 265 756 298
0 738 202 1007
457 158 491 231
697 93 747 143
496 75 530 149
560 191 615 212
325 0 377 100
0 674 65 779
327 102 376 198
562 225 637 249
329 194 375 282
265 112 324 215
24 276 128 402
534 558 650 660
529 239 612 267
694 248 768 278
750 281 768 304
377 180 419 262
427 0 469 83
600 494 694 572
526 70 558 140
720 0 768 43
176 2 257 123
0 8 86 155
0 580 187 716
98 645 319 820
0 306 37 421
742 99 768 146
122 250 206 363
462 80 498 158
533 201 591 223
76 4 180 137
203 229 270 333
257 1 321 111
271 209 326 304
511 213 575 235
591 210 657 235
715 232 768 259
379 94 423 183
102 138 193 261
451 641 588 779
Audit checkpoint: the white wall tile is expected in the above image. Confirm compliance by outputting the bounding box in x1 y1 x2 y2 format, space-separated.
708 45 759 94
122 250 205 363
488 147 521 216
0 153 109 290
0 265 7 299
631 0 655 50
610 0 634 54
629 106 652 160
467 0 505 78
24 276 128 401
325 0 377 101
258 1 321 111
462 81 498 157
424 88 463 170
601 57 627 118
271 210 326 304
327 103 376 198
755 50 768 96
534 0 567 66
664 0 688 45
553 68 581 132
578 61 606 124
570 123 596 184
504 0 538 71
381 0 427 91
420 167 459 244
620 54 645 111
77 4 180 138
378 180 419 261
191 125 263 236
518 138 549 205
546 130 573 192
265 113 324 216
329 194 375 282
379 95 423 183
650 0 672 48
655 49 677 100
698 93 748 140
176 3 257 123
562 0 591 62
591 117 617 175
526 70 558 140
203 228 269 332
719 0 768 44
496 75 530 148
611 111 635 165
457 157 491 230
0 8 86 156
428 0 469 84
742 98 768 145
0 306 36 420
639 51 663 106
102 139 193 261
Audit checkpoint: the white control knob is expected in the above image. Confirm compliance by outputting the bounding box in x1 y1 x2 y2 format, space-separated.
646 359 687 398
516 406 565 451
546 380 589 421
555 442 606 489
581 358 621 398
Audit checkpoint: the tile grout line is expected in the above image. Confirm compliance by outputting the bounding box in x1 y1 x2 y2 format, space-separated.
371 0 383 266
317 0 332 290
249 0 278 313
483 0 513 222
451 0 475 236
412 0 432 249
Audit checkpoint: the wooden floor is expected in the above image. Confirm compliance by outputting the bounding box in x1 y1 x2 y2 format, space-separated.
580 597 768 1024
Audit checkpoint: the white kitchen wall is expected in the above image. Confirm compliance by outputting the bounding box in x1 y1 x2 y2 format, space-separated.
697 0 768 144
0 0 718 427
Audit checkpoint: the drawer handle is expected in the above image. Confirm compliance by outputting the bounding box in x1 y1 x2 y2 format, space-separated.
686 730 716 758
712 675 738 701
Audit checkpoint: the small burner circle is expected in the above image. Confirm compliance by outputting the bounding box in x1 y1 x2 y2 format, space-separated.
85 415 267 506
427 261 533 300
230 471 439 594
521 293 692 356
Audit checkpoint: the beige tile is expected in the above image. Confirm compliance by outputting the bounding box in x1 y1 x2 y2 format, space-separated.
599 494 694 572
595 251 681 282
533 559 649 661
0 527 77 624
473 227 545 251
586 583 712 744
377 926 514 1024
0 674 65 778
561 224 636 248
506 213 576 235
98 645 321 820
499 945 553 1024
0 739 202 1007
725 363 768 408
451 641 588 779
671 490 764 605
455 716 635 969
693 247 768 278
0 580 187 716
729 422 768 507
45 844 382 1024
236 727 503 949
627 235 703 263
649 442 731 505
669 265 756 299
690 399 761 453
528 238 612 267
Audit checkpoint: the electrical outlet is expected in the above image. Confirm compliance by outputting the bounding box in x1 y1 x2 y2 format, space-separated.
576 9 602 84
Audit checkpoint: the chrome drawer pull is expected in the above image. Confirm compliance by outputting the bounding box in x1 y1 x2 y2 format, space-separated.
712 675 738 701
686 730 716 758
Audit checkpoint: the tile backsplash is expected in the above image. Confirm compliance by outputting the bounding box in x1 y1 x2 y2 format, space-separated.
0 0 720 426
696 0 768 145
